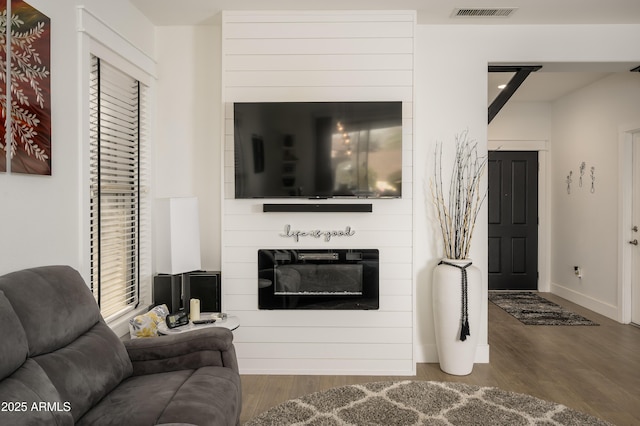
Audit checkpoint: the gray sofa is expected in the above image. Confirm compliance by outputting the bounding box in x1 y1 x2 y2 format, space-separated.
0 265 242 425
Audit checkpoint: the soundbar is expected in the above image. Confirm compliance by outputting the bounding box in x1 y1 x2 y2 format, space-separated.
263 203 372 213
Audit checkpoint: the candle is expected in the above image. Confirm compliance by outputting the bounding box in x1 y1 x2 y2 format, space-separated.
190 298 200 321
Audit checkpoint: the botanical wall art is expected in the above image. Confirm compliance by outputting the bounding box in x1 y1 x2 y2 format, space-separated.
0 0 6 173
0 0 51 175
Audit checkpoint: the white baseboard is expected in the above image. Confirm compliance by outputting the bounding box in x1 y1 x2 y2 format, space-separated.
415 343 490 364
475 344 490 363
237 358 416 376
414 343 439 362
550 283 619 321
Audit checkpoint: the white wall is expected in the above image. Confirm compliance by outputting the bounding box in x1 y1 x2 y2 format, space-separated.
414 23 640 362
149 17 640 373
154 26 222 271
221 11 415 375
487 72 640 320
0 0 154 279
550 72 640 317
414 26 490 363
489 102 552 142
3 2 638 371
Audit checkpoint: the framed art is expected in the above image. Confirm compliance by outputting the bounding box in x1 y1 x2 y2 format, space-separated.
1 0 6 173
1 0 50 175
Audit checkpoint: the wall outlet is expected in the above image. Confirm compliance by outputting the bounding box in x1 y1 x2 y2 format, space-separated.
574 266 583 279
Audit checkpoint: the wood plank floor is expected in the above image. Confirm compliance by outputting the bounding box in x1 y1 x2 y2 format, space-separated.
239 293 640 425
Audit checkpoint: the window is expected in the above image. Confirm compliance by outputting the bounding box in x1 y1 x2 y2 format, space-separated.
89 55 145 320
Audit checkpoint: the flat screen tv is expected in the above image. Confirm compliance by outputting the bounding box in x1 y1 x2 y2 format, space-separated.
233 101 402 199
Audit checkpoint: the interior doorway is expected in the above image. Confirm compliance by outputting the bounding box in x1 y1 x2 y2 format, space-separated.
488 151 539 290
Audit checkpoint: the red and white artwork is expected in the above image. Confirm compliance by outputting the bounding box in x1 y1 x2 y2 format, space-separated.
1 0 51 175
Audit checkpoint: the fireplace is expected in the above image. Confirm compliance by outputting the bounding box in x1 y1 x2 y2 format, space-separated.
258 249 379 309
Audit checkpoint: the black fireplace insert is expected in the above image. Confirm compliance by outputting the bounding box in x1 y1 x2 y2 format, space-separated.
258 249 379 310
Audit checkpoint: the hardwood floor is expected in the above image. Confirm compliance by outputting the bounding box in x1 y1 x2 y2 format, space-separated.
239 293 640 425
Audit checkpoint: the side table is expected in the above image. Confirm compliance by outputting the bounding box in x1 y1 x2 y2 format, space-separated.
158 313 240 335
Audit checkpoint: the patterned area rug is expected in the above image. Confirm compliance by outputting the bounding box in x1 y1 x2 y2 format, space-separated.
489 292 599 326
245 381 611 425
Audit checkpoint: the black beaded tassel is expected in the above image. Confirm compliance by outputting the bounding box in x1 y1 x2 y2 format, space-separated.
439 260 472 341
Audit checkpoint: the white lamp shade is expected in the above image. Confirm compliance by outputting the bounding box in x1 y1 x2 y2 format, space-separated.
155 197 202 274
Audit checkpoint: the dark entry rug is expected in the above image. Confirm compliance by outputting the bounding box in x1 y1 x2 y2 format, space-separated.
489 292 599 326
245 381 611 425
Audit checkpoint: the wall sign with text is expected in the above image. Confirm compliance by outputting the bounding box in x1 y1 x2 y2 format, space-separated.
280 224 355 242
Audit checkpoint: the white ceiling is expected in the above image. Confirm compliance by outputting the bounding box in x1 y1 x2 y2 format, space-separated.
489 69 621 103
131 0 640 26
130 0 640 103
488 62 640 102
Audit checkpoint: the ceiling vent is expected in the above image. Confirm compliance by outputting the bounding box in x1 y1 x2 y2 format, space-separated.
452 7 518 18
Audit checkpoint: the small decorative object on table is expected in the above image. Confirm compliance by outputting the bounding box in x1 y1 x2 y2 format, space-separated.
165 311 189 329
190 298 201 320
129 304 170 338
157 312 239 335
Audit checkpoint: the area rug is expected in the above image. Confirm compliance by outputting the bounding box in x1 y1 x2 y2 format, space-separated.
488 292 599 326
245 380 610 425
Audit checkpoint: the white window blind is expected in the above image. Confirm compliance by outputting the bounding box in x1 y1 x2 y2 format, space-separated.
89 55 144 320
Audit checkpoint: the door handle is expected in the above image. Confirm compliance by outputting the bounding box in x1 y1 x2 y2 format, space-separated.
630 239 639 246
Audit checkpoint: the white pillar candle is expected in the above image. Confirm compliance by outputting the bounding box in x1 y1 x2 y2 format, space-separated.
190 298 200 321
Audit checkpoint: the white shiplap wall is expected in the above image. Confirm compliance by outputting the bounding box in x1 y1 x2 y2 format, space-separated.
222 10 416 375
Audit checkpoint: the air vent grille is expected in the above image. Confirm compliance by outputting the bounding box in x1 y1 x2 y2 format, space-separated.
452 7 518 18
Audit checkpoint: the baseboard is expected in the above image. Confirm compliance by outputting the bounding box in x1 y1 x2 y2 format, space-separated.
550 283 619 321
475 344 490 363
237 359 416 376
238 367 417 376
414 343 439 363
415 344 490 364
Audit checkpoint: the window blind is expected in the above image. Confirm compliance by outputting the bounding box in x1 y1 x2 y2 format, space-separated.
89 55 142 320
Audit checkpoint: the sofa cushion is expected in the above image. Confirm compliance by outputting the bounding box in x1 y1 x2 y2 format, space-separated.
0 266 133 422
157 366 242 425
0 265 102 356
0 291 28 381
35 320 133 422
0 359 74 426
77 366 242 426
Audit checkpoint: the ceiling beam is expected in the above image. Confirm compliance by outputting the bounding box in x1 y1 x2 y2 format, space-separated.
488 65 542 124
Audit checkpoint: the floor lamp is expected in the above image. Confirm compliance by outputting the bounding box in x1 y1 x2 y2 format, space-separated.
155 197 202 315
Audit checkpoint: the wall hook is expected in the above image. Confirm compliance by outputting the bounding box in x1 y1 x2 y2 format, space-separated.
566 170 573 194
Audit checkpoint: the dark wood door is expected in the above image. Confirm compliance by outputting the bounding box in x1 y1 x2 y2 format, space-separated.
488 151 538 290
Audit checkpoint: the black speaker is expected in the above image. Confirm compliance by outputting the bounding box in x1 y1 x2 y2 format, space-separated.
153 274 182 313
189 271 222 313
153 271 222 314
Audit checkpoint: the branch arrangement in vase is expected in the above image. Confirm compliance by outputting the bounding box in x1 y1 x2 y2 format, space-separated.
431 130 487 260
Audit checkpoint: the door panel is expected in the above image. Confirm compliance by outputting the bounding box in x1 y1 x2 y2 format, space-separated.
488 151 538 290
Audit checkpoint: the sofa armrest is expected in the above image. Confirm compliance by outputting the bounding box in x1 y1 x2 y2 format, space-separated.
123 327 239 376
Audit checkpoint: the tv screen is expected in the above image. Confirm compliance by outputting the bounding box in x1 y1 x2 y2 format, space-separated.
233 102 402 199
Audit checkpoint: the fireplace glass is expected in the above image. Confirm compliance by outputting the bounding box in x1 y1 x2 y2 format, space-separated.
258 249 379 309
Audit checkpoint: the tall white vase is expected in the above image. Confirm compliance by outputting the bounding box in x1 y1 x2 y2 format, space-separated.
432 258 481 375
